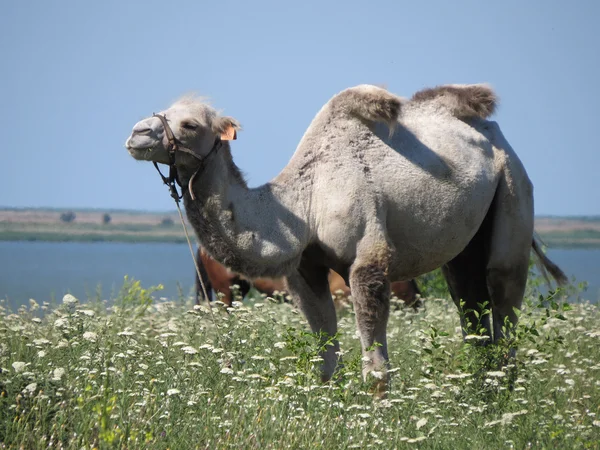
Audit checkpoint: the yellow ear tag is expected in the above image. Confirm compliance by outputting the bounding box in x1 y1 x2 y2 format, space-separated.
220 125 237 141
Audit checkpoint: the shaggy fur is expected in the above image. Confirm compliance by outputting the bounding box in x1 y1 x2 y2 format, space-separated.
411 84 497 119
126 83 566 388
329 85 402 128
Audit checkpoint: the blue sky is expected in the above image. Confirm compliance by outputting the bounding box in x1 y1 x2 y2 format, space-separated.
1 0 598 215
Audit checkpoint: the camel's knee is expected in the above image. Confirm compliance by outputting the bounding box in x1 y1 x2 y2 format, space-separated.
350 261 391 388
350 264 391 316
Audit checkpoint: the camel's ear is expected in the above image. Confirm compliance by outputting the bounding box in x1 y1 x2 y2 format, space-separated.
212 116 240 141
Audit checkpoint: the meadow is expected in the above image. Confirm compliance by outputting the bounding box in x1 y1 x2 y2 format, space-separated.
0 274 599 449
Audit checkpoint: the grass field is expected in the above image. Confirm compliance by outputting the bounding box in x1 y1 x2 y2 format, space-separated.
1 275 599 449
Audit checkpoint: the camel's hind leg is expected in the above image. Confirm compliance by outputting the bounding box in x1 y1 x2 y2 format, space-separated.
485 175 534 344
285 257 339 382
442 217 493 341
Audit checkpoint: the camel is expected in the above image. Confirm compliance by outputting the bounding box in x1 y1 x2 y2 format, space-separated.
126 83 567 388
193 246 422 308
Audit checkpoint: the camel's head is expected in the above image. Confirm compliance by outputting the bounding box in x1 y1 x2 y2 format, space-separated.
125 96 240 166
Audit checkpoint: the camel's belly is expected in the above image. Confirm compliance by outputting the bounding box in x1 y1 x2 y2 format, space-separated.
384 170 498 278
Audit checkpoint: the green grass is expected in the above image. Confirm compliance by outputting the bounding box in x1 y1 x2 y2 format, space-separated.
0 278 599 449
0 230 187 244
541 229 600 248
0 222 186 244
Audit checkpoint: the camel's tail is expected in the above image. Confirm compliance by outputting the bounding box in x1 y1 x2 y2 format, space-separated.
411 84 497 120
329 85 402 129
532 236 569 286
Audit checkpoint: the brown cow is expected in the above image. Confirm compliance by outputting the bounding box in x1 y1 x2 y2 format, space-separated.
194 247 421 309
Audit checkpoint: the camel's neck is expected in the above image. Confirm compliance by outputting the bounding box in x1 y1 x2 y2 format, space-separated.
179 146 311 278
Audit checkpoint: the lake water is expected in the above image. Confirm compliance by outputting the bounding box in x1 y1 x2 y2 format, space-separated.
1 241 598 309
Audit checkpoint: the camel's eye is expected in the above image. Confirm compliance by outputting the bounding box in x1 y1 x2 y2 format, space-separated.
181 121 198 131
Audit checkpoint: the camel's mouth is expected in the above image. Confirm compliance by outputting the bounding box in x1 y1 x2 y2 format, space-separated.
127 146 157 161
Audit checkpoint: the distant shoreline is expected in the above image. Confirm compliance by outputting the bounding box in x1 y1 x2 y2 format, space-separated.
1 234 598 249
1 208 600 249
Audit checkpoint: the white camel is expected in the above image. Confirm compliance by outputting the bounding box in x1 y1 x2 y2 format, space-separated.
125 84 566 388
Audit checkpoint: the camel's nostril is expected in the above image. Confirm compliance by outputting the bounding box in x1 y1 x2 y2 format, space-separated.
132 127 152 136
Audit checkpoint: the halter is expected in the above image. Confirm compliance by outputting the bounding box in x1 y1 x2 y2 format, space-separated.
151 113 222 202
149 113 222 312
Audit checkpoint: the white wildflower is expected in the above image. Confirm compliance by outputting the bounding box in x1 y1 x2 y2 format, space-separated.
407 437 427 443
172 341 188 347
52 367 66 381
62 294 78 305
181 346 198 355
273 342 286 349
416 418 428 429
139 363 148 370
370 371 385 380
565 379 575 386
247 374 264 379
83 331 98 342
118 330 135 336
37 350 46 358
212 348 224 354
78 309 95 317
486 371 506 378
12 361 26 373
33 338 51 346
464 334 491 342
54 318 68 328
220 367 234 375
32 318 42 323
23 383 37 394
485 409 528 427
446 373 472 380
166 389 180 396
592 420 600 427
159 332 177 338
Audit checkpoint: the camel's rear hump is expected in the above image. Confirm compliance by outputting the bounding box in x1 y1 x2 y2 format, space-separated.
411 84 497 119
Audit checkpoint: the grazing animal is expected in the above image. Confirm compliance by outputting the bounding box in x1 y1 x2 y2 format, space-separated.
193 246 422 308
126 83 567 390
